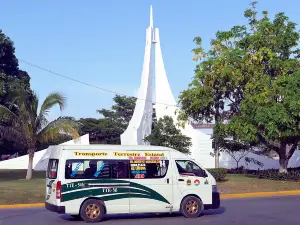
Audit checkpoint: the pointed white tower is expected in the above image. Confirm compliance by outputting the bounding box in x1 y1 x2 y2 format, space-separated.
121 6 214 168
120 6 154 145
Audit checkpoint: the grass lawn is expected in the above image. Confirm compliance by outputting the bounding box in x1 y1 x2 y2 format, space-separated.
218 174 300 194
1 170 300 205
0 170 45 205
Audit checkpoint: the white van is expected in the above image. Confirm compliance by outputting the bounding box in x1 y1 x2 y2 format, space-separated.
45 145 220 223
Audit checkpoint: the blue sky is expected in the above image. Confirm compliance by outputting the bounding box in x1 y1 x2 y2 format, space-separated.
2 0 300 121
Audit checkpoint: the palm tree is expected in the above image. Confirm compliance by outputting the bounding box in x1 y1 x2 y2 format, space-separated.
0 91 79 179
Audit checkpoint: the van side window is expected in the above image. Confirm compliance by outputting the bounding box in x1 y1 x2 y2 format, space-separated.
47 159 59 179
130 160 169 179
175 160 206 177
111 160 130 179
65 159 129 179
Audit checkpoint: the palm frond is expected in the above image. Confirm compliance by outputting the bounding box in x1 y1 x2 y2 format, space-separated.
36 92 65 132
37 118 79 143
39 92 66 117
27 95 39 134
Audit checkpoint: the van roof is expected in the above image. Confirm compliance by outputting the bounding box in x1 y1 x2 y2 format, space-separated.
49 144 178 152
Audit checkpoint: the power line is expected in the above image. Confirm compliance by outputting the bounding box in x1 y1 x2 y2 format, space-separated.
18 59 179 108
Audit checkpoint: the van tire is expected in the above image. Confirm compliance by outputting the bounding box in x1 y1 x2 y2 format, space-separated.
80 199 105 223
180 196 203 218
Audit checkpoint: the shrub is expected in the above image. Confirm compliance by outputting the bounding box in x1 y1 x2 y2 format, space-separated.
207 168 227 181
227 166 247 174
228 166 300 176
256 169 300 181
228 166 258 175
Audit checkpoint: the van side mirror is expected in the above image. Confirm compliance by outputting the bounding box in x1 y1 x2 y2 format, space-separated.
201 170 208 178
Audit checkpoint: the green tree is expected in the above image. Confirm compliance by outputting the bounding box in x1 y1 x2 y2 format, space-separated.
92 94 137 144
218 139 251 169
144 116 192 154
78 117 123 144
228 70 300 172
178 2 300 172
0 29 34 154
97 94 136 129
0 138 26 156
0 30 33 110
0 92 79 179
78 118 104 143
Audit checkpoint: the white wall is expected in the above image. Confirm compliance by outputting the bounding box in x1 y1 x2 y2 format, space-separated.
0 134 89 170
219 150 300 170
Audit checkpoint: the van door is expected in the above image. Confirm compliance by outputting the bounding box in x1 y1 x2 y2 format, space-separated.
46 158 60 206
174 160 212 205
129 151 173 213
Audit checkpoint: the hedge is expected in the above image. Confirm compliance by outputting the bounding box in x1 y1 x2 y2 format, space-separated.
228 166 300 181
255 169 300 181
207 168 227 181
207 167 300 181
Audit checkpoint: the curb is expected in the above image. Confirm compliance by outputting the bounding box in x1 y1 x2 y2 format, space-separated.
0 190 299 209
0 203 44 209
221 190 300 199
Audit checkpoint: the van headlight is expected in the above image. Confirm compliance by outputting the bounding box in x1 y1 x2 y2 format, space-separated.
212 185 218 193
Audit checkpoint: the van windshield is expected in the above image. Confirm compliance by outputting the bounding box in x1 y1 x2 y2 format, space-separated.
47 159 59 179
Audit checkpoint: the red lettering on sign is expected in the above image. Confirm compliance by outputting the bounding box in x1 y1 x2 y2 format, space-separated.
134 157 146 160
150 157 160 160
134 174 145 179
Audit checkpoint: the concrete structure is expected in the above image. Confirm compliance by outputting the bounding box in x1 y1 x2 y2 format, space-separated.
220 150 300 170
0 134 89 170
120 6 214 168
120 6 154 146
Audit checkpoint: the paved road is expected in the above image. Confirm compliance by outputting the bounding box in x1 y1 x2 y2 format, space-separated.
0 196 299 225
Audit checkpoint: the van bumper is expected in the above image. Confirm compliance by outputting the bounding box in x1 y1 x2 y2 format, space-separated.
204 192 220 210
45 202 65 214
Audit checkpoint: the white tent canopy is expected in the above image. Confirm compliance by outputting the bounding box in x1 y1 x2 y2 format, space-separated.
0 134 90 171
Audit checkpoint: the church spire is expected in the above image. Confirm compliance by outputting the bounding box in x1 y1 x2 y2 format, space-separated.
150 5 153 28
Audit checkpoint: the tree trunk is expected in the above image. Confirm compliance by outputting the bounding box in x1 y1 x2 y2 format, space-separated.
278 145 289 173
26 151 35 180
215 146 220 168
278 143 298 173
236 161 239 169
279 155 288 173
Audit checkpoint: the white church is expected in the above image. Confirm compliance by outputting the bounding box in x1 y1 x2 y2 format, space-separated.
0 6 299 171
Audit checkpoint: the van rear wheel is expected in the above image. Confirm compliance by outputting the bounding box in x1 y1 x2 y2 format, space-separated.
180 196 203 218
80 199 105 223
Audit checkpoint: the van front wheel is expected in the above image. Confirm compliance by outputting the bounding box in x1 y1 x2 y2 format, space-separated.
180 196 203 218
80 199 105 223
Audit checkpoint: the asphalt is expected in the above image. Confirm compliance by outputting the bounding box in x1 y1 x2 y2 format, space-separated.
0 196 299 225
